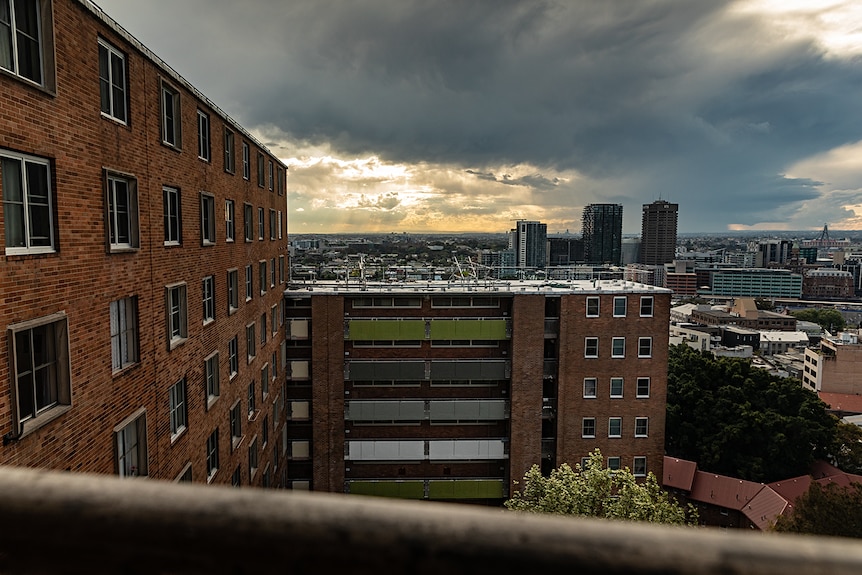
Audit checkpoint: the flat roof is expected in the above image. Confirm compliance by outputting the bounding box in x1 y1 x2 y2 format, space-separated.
284 279 671 297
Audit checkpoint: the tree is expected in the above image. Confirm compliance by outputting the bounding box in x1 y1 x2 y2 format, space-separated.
773 481 862 538
505 449 697 525
830 421 862 474
666 344 837 483
790 308 846 332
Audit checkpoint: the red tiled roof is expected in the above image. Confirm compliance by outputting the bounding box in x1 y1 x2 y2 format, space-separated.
688 470 765 511
768 476 812 504
663 456 697 491
818 392 862 414
741 487 789 531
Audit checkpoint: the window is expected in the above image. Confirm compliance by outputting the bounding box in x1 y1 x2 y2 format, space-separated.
169 378 187 440
206 429 219 481
635 417 649 437
115 409 147 477
262 415 269 447
245 265 253 301
106 173 139 251
582 418 596 438
205 352 220 405
271 305 278 335
8 313 71 435
176 464 192 483
202 276 215 324
1 150 54 254
1 0 46 85
586 296 599 317
608 417 622 438
242 142 250 180
259 261 267 295
270 258 276 287
243 203 253 242
197 109 210 161
224 128 235 173
611 337 625 358
227 269 238 313
200 193 215 245
268 160 274 191
261 364 269 398
640 296 654 317
228 335 239 379
637 377 650 398
258 207 264 240
277 211 283 239
160 82 181 148
249 436 259 480
585 337 598 358
277 167 285 196
633 456 647 477
279 256 285 284
247 381 256 418
257 153 265 187
613 297 627 317
260 313 267 345
98 39 127 123
610 377 623 398
583 378 597 398
163 186 181 245
638 337 653 358
608 457 621 471
269 209 276 240
166 283 188 348
230 401 242 450
225 199 235 242
110 297 138 372
231 465 241 487
246 323 256 362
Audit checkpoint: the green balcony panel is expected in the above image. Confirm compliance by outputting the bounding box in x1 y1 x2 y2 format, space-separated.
428 479 505 500
349 481 425 499
429 319 508 340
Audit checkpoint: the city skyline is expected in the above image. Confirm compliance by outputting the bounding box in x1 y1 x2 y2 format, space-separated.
96 0 862 234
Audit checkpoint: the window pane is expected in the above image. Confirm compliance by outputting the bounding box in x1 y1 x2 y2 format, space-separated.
0 0 12 72
26 161 50 246
1 157 24 247
13 0 41 83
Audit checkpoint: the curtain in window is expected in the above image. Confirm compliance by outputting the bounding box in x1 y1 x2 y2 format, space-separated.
0 0 13 72
1 157 24 247
13 0 40 83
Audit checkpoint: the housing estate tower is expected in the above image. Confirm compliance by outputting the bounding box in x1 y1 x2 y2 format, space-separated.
509 220 547 271
582 203 623 265
640 200 678 265
0 0 289 486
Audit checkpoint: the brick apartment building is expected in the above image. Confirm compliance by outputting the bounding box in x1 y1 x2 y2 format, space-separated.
283 279 670 502
0 0 288 486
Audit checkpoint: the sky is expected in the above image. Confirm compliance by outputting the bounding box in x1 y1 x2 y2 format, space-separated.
93 0 862 235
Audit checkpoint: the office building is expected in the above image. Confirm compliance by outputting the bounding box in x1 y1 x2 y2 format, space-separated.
509 220 547 270
0 0 288 486
283 280 671 502
582 204 623 265
639 201 678 266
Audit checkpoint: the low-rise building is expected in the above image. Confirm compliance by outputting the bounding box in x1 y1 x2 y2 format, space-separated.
803 331 862 393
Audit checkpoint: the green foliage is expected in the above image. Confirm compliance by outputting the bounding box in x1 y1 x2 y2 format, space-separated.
773 481 862 538
830 421 862 475
505 449 697 525
790 308 846 332
666 344 837 483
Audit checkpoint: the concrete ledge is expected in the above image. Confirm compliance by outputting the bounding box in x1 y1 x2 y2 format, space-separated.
0 465 860 574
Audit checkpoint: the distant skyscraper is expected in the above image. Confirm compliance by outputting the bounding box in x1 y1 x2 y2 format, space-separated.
639 200 678 265
582 204 623 265
510 220 547 269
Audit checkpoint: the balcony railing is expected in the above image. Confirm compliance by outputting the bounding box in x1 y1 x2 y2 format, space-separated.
0 464 861 574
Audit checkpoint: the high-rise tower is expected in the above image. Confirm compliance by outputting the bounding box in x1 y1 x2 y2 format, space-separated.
509 220 547 270
582 204 623 265
639 201 678 265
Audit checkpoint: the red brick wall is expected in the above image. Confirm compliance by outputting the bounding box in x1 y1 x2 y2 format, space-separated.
311 296 345 491
0 0 288 485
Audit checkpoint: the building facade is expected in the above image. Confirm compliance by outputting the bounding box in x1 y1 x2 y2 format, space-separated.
509 220 547 270
582 204 623 266
639 201 678 266
803 332 862 394
282 279 670 502
703 268 803 299
0 0 288 486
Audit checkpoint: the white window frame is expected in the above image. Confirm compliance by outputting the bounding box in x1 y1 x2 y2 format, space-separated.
246 323 256 362
205 351 220 406
1 0 47 86
166 283 188 349
244 203 253 242
206 429 219 482
635 417 649 438
270 257 276 288
613 296 627 317
640 296 654 317
228 335 239 379
636 377 651 398
608 417 622 438
583 377 597 398
611 337 625 358
633 456 647 477
608 457 621 470
277 211 283 239
169 378 187 441
110 296 138 372
261 364 269 399
1 150 55 255
584 337 599 358
249 436 259 481
114 408 147 477
230 400 243 450
258 207 264 240
202 275 215 324
259 261 267 295
197 109 210 161
245 264 253 301
106 172 139 252
225 199 235 242
98 38 127 124
609 377 623 398
200 192 215 245
260 313 267 345
586 296 599 317
227 269 238 313
242 142 250 180
248 381 257 419
279 256 285 284
269 209 276 240
638 337 653 358
160 81 181 148
163 186 181 246
224 128 235 173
